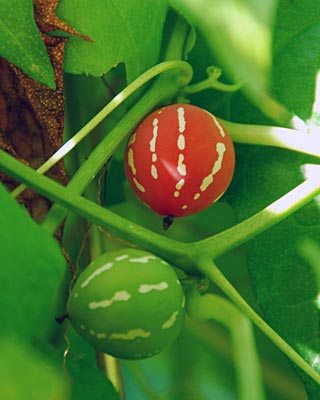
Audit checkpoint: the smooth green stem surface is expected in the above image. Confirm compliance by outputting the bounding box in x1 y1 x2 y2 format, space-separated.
185 78 242 94
2 149 320 381
0 150 195 271
223 120 320 158
245 86 292 125
197 258 320 386
41 65 192 234
195 175 320 259
187 287 265 400
103 355 125 400
1 149 320 272
11 61 192 198
40 17 193 235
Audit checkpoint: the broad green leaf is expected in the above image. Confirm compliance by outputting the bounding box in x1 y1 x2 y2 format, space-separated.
0 336 69 400
0 184 118 399
228 145 320 397
0 183 66 340
227 3 320 395
57 0 168 82
170 0 280 118
273 0 320 53
0 0 55 87
273 0 320 119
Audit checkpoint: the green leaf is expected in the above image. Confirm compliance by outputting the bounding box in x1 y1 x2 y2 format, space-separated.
273 0 320 119
68 357 120 400
0 183 66 340
227 3 320 395
57 0 168 82
170 0 278 113
228 145 320 397
0 0 55 87
0 336 69 400
66 328 120 400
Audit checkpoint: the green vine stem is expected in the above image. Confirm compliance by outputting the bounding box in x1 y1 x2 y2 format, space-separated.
11 60 193 199
222 120 320 158
0 149 195 268
2 150 320 382
195 173 320 259
184 66 243 94
186 286 265 400
41 17 193 235
196 258 320 385
12 73 319 206
1 149 320 273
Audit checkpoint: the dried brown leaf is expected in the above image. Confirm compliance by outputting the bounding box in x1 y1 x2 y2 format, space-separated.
0 0 91 225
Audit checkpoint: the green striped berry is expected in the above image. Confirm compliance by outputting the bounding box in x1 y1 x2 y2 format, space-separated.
67 248 185 360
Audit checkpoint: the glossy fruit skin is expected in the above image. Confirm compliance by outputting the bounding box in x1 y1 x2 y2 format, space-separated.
124 104 235 217
68 248 185 360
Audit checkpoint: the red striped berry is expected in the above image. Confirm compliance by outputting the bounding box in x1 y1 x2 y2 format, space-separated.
124 104 235 220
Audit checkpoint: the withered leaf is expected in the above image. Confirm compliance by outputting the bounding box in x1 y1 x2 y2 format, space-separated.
0 0 91 224
33 0 91 40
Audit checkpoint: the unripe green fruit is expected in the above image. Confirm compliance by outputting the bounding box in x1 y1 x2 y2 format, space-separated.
68 248 185 360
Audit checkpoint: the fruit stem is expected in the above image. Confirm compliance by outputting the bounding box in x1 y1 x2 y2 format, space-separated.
163 214 175 230
54 313 69 324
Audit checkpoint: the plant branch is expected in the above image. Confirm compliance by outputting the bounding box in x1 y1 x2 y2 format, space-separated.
222 120 320 158
197 258 320 385
41 64 192 234
40 17 193 235
0 150 196 272
1 151 320 272
195 174 320 259
184 66 243 94
11 61 192 198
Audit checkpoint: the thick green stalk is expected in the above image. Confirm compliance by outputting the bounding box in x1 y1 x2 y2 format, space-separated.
2 147 320 272
194 175 320 259
41 71 189 234
11 61 191 199
41 17 193 235
222 120 320 158
0 150 195 272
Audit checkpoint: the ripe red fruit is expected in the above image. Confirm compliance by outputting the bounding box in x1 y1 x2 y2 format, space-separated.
124 104 235 219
